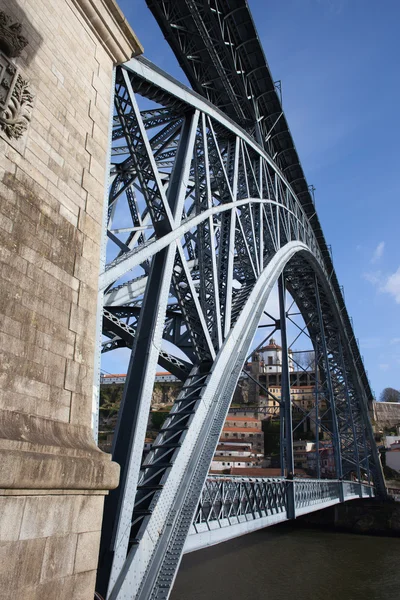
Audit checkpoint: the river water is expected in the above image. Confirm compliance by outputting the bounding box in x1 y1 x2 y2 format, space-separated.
171 524 399 600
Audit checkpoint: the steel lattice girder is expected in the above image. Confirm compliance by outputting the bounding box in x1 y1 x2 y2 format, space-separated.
95 56 385 600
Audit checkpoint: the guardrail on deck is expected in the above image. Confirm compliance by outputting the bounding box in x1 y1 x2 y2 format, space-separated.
185 476 374 552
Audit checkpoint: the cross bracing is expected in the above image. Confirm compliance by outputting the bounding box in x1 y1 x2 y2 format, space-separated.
95 53 385 600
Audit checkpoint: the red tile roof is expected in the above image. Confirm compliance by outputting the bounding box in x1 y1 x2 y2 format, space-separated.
222 426 261 433
225 415 259 422
216 444 251 451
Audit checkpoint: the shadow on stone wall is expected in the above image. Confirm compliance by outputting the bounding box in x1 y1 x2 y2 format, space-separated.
1 0 42 66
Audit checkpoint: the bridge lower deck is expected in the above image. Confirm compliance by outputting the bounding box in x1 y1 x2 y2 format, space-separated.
184 477 374 552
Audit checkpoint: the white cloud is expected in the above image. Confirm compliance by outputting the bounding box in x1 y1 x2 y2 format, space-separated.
382 266 400 304
371 241 385 263
390 338 400 345
379 363 390 371
363 270 382 286
363 265 400 305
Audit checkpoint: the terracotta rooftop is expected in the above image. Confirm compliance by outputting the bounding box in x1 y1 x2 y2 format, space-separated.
225 416 259 422
222 426 261 433
101 371 174 378
216 444 251 452
101 373 126 378
212 456 259 463
220 438 254 445
230 468 309 477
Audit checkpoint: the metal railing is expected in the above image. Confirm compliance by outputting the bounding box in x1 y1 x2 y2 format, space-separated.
192 476 374 532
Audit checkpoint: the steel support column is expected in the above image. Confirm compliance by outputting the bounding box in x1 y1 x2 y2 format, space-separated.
314 344 321 479
278 274 295 518
97 104 200 597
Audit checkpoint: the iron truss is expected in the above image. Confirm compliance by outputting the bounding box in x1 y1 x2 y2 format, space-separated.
145 0 374 413
95 55 385 600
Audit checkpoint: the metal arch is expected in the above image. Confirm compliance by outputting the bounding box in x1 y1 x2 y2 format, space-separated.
96 55 385 600
109 241 310 600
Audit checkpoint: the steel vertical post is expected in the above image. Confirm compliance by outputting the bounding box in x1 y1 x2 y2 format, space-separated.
362 429 372 486
279 407 285 476
278 274 295 518
314 344 321 479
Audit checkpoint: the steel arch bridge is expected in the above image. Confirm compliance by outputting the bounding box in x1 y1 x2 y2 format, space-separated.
95 2 385 599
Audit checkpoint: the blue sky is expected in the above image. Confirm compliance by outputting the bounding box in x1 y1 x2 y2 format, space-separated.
110 0 400 398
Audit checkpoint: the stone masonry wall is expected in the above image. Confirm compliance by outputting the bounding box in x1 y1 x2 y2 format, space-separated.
0 1 141 598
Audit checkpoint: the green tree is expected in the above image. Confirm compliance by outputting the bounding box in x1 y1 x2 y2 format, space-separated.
380 387 400 403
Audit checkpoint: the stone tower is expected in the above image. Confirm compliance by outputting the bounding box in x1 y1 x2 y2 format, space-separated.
0 1 141 597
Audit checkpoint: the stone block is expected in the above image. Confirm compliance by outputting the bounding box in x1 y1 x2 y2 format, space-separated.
59 203 79 227
75 495 105 533
89 153 107 186
64 359 83 394
74 333 95 366
0 212 13 234
88 98 109 135
85 132 107 166
27 575 75 600
82 167 104 199
74 253 99 291
0 497 25 542
12 375 50 402
78 210 102 244
40 533 78 582
82 234 101 268
0 538 46 590
74 530 101 574
0 313 22 339
77 280 98 314
72 570 97 600
19 496 78 540
70 391 93 426
69 303 92 335
85 192 104 225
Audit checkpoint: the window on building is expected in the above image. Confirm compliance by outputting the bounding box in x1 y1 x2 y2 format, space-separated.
268 357 273 365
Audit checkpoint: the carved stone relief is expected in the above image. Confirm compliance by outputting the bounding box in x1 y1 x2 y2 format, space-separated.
0 11 33 140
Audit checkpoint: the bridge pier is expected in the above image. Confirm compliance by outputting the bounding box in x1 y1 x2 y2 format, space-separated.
0 1 141 598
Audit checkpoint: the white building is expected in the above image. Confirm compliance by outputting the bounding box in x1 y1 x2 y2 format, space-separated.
210 457 263 471
101 371 179 385
383 435 400 449
259 337 294 373
386 444 400 473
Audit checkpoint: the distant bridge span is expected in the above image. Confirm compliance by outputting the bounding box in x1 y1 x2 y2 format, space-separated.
95 2 385 599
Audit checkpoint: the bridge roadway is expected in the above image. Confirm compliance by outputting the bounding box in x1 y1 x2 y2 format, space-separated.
184 476 374 553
